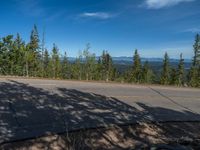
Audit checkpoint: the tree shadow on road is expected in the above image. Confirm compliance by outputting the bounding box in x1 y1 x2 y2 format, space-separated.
0 80 200 149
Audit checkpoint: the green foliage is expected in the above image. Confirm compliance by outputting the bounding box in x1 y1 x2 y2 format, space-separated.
198 66 200 87
83 43 97 80
132 49 142 83
101 51 115 82
0 25 199 88
0 35 14 75
141 61 154 84
50 44 61 79
95 57 103 80
71 51 83 80
160 52 170 85
61 51 69 79
123 69 132 83
188 34 200 87
26 25 41 77
188 66 198 87
43 49 50 77
192 34 200 66
170 68 178 85
177 53 184 86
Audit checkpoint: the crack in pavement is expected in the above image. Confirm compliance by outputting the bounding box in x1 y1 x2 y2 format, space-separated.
148 87 199 115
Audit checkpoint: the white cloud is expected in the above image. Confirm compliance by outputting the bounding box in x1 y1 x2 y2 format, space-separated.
14 0 66 21
183 28 200 33
14 0 46 17
143 0 194 9
184 28 200 33
80 12 114 19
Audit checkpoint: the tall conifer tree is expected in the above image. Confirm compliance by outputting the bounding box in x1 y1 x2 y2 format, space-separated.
177 53 184 86
188 34 200 87
43 49 50 77
61 51 69 79
51 44 61 79
160 52 170 85
28 24 40 76
132 49 141 83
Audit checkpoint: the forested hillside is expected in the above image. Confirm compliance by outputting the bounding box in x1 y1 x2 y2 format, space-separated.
0 25 200 87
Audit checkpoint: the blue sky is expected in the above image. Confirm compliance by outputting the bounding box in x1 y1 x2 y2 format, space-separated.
0 0 200 58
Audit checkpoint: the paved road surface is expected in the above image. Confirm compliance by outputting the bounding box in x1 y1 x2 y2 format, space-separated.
0 78 200 143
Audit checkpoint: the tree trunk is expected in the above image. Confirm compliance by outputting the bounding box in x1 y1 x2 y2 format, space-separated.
106 71 109 82
86 73 89 81
53 67 55 79
26 61 29 77
10 62 13 75
79 71 81 80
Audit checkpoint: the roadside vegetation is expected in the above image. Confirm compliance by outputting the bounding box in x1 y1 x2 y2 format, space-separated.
0 25 200 87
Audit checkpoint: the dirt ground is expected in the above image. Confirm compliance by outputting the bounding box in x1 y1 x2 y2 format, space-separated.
1 122 200 150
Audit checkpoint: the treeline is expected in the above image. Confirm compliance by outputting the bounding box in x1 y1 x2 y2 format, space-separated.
0 25 200 87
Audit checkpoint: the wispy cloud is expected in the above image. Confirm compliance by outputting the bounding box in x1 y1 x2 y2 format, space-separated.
14 0 46 17
14 0 66 22
79 12 115 19
183 27 200 33
45 11 66 22
142 0 195 9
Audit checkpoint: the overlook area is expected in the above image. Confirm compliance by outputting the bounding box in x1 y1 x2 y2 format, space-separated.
1 0 200 149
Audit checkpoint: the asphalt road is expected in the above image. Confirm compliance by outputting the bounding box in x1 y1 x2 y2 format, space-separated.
0 78 200 143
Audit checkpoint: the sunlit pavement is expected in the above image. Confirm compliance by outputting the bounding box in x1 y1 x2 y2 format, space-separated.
0 78 200 144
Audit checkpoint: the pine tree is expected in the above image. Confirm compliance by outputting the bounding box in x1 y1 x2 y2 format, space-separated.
170 68 177 85
132 49 142 83
95 57 103 80
28 24 41 76
193 34 200 66
1 35 14 75
72 53 82 80
188 66 198 87
83 43 90 80
61 51 69 79
142 61 154 83
83 44 97 80
77 51 83 80
24 44 33 77
197 66 200 87
41 28 46 77
188 34 200 87
110 67 118 81
124 68 133 83
51 44 61 79
6 35 15 75
30 25 40 51
101 51 114 82
160 52 170 85
177 53 184 86
101 50 106 80
0 39 3 74
43 49 50 77
13 33 26 76
88 53 97 80
142 61 149 83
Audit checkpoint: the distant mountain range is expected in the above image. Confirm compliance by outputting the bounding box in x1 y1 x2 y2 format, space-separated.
66 56 192 71
67 56 192 64
112 56 191 63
